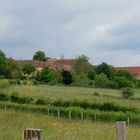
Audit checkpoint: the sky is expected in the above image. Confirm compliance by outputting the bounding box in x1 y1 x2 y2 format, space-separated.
0 0 140 66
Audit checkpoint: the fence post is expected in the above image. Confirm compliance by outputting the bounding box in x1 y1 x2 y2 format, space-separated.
22 128 42 140
81 112 83 120
57 109 60 118
127 117 129 126
94 113 96 121
116 121 126 140
69 111 71 120
47 108 50 115
4 104 7 110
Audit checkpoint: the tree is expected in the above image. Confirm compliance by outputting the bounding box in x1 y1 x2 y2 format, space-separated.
94 73 109 88
95 62 114 80
74 55 92 74
33 51 47 61
61 70 73 85
0 50 11 78
88 69 96 81
22 64 36 75
121 87 135 98
36 66 55 83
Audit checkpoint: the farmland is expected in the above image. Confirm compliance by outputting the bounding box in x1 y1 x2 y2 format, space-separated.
0 109 140 140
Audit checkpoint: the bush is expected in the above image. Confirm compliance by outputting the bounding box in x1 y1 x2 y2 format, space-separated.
32 79 39 85
107 81 118 89
35 98 46 105
11 92 19 102
0 93 9 101
93 92 100 96
8 79 17 85
94 73 109 88
114 77 134 89
0 79 10 89
121 87 135 98
17 96 34 104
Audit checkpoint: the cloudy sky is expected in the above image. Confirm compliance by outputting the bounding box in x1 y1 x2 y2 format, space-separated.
0 0 140 66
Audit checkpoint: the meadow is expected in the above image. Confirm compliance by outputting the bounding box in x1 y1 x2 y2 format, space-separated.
2 85 140 109
0 109 140 140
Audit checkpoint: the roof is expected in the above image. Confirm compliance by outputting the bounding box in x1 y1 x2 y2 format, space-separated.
115 66 140 77
19 58 76 71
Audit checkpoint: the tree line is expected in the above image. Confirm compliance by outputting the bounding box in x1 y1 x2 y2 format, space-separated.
0 49 139 91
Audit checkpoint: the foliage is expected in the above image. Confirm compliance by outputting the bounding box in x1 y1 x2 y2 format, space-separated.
61 70 73 85
114 77 134 89
88 69 96 81
33 51 47 61
94 73 109 88
0 79 10 89
122 87 135 98
22 64 36 75
36 67 55 83
74 55 92 74
107 81 118 89
0 93 9 101
35 98 46 105
115 70 134 81
95 62 114 80
11 92 19 102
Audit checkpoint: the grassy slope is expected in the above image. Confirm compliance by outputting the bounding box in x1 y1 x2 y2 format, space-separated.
2 85 140 109
0 109 139 140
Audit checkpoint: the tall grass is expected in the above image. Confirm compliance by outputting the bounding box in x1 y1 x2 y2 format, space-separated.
0 109 139 140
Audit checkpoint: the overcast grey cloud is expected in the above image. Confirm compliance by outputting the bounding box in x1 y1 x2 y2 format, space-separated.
0 0 140 66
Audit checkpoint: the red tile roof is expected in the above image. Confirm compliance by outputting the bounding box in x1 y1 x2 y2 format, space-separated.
115 67 140 77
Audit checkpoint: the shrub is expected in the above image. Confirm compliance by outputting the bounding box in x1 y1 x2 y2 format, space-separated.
107 81 118 89
11 92 19 102
0 93 9 101
32 79 39 85
93 92 100 96
121 87 135 98
35 99 46 105
0 79 10 89
94 73 109 88
114 77 134 88
8 79 17 85
17 96 34 104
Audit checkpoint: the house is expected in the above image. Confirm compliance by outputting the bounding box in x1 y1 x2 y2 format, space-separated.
19 55 76 71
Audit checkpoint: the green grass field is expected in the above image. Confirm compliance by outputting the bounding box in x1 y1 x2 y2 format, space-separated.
2 85 140 109
0 109 140 140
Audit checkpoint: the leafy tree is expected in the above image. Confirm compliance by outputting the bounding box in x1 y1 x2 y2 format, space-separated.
74 55 92 74
36 67 55 83
114 77 134 89
33 51 47 61
95 62 114 80
88 69 96 81
22 64 36 75
121 87 135 98
0 50 11 78
61 70 73 85
94 73 109 88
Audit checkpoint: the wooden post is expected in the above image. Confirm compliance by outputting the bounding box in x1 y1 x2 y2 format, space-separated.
116 121 126 140
94 113 96 121
57 109 60 117
47 108 50 115
69 111 71 120
4 104 7 110
22 128 42 140
127 117 130 126
81 112 83 120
